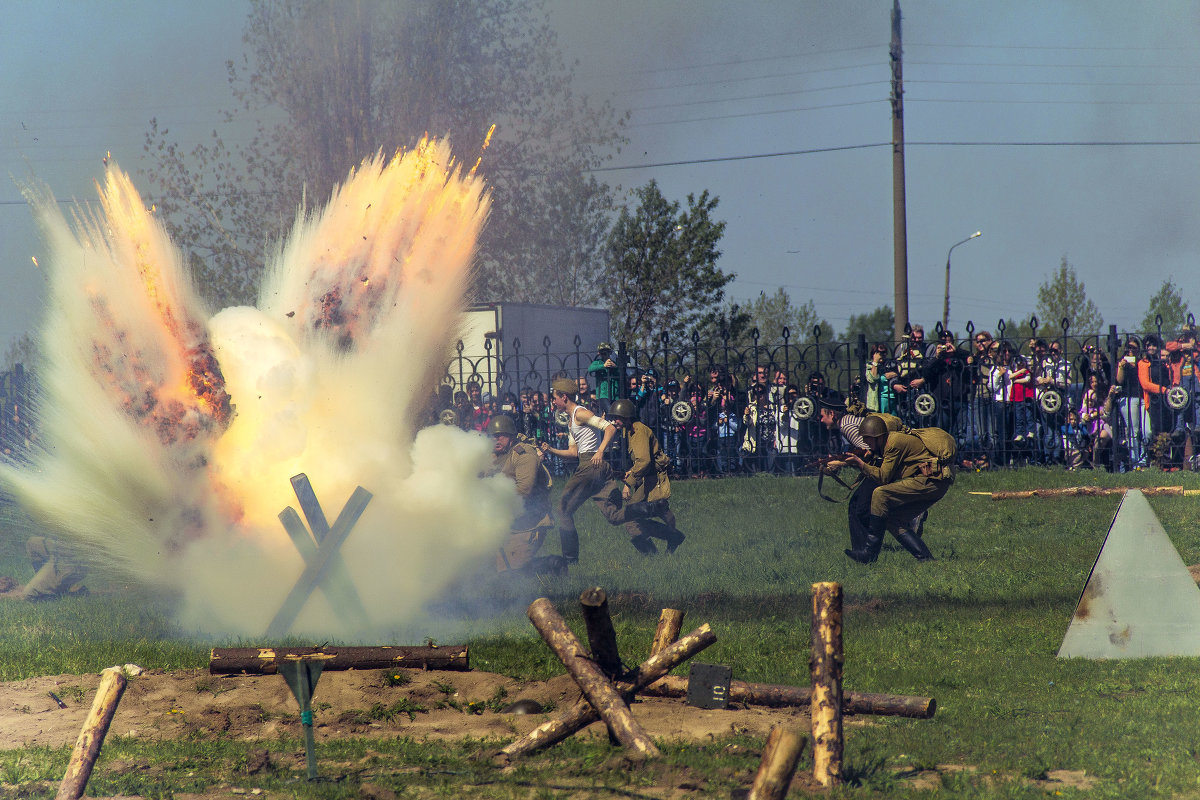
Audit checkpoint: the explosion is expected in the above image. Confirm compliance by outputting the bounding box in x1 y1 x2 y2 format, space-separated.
4 139 521 636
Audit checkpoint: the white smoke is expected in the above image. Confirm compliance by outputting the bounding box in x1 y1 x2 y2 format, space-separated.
5 140 520 638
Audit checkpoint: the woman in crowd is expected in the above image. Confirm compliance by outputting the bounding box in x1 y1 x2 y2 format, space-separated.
864 343 896 414
1079 372 1113 469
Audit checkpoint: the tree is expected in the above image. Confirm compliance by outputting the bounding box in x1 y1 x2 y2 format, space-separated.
142 0 625 309
602 181 732 351
1034 257 1103 337
692 290 832 352
843 306 895 347
1140 278 1190 336
2 333 38 372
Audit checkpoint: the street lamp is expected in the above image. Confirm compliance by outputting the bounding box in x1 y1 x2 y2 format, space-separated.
943 231 982 330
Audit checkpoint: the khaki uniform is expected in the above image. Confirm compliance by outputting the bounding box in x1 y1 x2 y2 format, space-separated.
21 536 88 600
592 421 682 551
489 441 552 572
857 431 953 522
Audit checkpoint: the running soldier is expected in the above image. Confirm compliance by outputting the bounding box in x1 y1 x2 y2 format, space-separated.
605 399 685 554
484 414 556 574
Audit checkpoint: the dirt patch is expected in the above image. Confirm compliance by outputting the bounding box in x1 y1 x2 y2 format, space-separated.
0 667 814 752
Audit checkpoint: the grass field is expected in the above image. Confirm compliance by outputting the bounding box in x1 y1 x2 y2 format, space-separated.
3 466 1200 797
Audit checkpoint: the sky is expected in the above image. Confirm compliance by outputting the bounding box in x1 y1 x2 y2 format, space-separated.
3 1 1200 351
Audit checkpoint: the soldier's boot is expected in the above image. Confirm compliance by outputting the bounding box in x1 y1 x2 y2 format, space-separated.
845 514 886 564
910 509 929 538
894 530 934 562
629 534 659 555
559 529 580 564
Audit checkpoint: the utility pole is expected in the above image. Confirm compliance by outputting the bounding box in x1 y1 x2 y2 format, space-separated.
890 0 909 343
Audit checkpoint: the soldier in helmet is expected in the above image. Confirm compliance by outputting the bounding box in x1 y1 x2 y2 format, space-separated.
540 377 619 564
484 414 557 574
815 392 927 554
841 414 952 563
603 398 685 554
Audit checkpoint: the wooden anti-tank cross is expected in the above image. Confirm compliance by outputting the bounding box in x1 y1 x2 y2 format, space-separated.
265 474 373 639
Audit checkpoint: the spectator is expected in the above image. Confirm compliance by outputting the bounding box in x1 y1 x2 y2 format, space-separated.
1079 372 1114 470
1138 335 1172 462
741 383 774 473
1167 327 1200 468
773 384 804 474
864 343 896 414
963 330 994 465
1032 338 1070 465
1114 337 1147 469
588 342 622 415
922 330 968 435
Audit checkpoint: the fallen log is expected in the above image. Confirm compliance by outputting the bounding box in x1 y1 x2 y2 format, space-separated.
209 645 469 675
497 623 716 762
971 486 1193 500
637 675 935 718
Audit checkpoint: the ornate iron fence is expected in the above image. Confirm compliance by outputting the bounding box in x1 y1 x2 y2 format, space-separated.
441 314 1200 476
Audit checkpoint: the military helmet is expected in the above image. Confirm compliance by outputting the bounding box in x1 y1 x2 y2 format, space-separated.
860 415 888 438
609 398 637 420
486 414 518 437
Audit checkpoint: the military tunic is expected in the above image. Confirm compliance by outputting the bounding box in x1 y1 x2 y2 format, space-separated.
489 441 552 572
857 431 952 521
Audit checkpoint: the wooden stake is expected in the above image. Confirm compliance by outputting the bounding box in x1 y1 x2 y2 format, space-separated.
277 507 371 633
498 622 716 762
209 644 469 675
527 597 659 758
579 587 623 677
748 725 806 800
650 608 685 655
810 582 843 788
638 674 935 718
56 667 127 800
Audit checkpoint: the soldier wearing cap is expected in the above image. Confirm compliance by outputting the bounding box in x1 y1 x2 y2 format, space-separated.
588 342 622 416
842 415 952 563
541 377 619 564
817 395 932 561
484 415 555 574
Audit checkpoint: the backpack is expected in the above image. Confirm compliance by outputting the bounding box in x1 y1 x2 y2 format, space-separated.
907 425 957 473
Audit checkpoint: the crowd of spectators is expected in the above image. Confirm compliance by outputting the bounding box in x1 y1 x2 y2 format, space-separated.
427 325 1200 478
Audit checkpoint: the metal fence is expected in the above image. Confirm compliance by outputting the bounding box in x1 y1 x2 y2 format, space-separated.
442 315 1200 476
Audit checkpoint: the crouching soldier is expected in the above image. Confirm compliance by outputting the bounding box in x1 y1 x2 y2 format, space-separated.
1 536 89 600
485 415 557 574
842 415 954 563
602 399 685 555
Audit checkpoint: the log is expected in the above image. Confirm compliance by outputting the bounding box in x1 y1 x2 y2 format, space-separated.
973 486 1189 500
748 725 806 800
650 608 685 656
579 587 623 678
209 645 469 675
811 581 843 788
498 623 716 762
637 674 935 718
527 597 659 758
56 667 127 800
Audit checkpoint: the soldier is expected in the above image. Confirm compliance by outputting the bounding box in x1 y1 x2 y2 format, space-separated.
484 415 557 574
842 415 954 563
605 399 685 554
0 537 88 600
540 377 619 564
815 393 922 554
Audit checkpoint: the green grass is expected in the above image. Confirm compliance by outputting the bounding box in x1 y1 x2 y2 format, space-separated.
3 467 1200 797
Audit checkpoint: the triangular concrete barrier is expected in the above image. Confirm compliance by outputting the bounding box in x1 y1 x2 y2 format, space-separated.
1058 489 1200 659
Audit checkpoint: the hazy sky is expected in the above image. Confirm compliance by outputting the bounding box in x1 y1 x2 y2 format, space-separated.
3 1 1200 350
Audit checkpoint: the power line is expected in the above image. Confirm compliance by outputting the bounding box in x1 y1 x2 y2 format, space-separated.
627 98 884 128
589 142 889 172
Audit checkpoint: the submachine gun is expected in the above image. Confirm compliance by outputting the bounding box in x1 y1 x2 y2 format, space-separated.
814 447 870 503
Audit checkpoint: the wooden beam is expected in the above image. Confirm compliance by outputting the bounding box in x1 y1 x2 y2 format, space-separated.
811 581 844 788
748 725 806 800
637 674 935 718
209 645 469 675
265 486 372 639
56 667 127 800
579 587 623 678
527 597 659 758
498 622 716 762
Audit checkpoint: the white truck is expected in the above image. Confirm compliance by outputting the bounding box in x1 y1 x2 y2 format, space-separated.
447 302 612 397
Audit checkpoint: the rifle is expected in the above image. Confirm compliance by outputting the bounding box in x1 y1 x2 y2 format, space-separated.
815 448 869 503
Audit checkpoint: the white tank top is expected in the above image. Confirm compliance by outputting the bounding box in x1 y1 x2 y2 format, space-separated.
569 405 602 454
